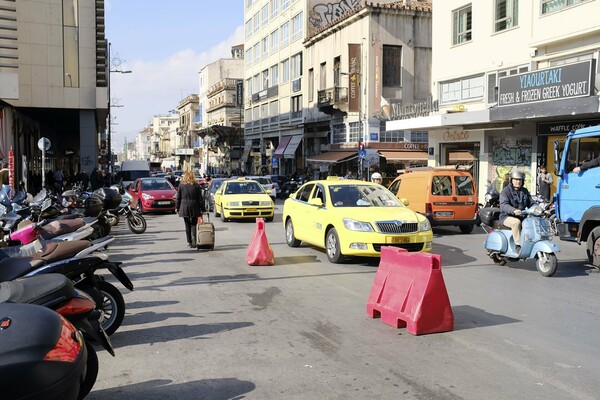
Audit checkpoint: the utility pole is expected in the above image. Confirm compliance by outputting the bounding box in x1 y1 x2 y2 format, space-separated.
107 41 131 184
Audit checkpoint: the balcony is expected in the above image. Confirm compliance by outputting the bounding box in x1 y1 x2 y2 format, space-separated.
317 87 348 114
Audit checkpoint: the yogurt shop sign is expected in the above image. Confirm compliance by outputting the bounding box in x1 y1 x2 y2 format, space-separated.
498 60 593 106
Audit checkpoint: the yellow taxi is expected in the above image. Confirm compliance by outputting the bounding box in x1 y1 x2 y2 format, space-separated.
213 177 274 222
282 177 433 263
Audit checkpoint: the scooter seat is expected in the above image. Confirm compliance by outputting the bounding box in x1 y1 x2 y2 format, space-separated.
0 274 74 305
31 240 92 263
40 219 85 240
0 257 46 282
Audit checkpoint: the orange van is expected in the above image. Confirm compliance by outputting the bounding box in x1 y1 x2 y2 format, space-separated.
387 168 478 233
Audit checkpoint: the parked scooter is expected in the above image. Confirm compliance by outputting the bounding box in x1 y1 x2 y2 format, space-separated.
479 204 560 276
0 274 116 399
0 302 89 400
280 179 299 200
0 236 132 335
106 185 147 234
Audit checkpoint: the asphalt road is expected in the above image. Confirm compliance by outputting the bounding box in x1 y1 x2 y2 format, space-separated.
87 200 600 400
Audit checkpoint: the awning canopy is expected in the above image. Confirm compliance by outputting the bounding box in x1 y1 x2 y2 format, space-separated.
273 136 292 159
283 135 302 159
306 151 357 164
241 139 253 162
448 151 476 162
378 150 428 161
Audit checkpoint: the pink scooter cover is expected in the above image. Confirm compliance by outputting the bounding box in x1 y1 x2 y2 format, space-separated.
9 224 39 245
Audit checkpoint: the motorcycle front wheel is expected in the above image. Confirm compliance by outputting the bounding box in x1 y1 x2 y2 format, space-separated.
106 212 120 226
127 212 147 234
97 280 125 335
536 252 558 277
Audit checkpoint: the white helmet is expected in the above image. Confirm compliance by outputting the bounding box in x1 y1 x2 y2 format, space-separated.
371 172 382 182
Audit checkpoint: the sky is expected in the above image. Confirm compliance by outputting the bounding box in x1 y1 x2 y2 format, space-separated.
105 0 245 151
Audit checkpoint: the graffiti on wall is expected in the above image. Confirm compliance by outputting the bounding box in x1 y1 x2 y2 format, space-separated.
491 137 532 166
308 0 362 30
488 137 533 191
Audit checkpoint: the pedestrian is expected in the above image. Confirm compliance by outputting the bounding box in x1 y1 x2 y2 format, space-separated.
502 173 510 188
53 168 64 194
0 168 12 209
90 167 103 190
175 171 205 248
537 166 553 201
167 170 178 188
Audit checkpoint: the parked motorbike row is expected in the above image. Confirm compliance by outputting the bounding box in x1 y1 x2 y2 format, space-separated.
0 184 144 398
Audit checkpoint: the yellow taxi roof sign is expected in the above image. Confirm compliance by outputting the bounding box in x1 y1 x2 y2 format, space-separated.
326 176 341 180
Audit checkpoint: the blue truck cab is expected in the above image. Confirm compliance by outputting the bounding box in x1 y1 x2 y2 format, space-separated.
554 125 600 266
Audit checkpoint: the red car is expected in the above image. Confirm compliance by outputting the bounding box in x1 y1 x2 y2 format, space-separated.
128 177 177 213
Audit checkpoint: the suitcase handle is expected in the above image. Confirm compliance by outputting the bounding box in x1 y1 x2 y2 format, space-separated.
198 212 210 224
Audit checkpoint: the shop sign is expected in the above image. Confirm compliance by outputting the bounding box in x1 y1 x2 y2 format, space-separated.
537 118 600 136
498 60 593 107
443 130 470 141
348 44 361 113
390 96 439 120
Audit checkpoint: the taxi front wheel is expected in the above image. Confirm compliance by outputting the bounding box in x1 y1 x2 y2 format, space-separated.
326 228 344 264
285 219 301 247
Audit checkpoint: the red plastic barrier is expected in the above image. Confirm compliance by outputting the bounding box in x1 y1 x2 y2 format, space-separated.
366 247 453 335
246 218 275 266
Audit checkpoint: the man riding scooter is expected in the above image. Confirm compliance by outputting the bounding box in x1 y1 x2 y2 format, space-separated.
499 170 532 254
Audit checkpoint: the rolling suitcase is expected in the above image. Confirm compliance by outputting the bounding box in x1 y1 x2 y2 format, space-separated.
196 213 215 250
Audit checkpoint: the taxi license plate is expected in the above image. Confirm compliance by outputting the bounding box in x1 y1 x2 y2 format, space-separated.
246 208 257 212
157 201 171 205
387 236 410 244
435 211 453 217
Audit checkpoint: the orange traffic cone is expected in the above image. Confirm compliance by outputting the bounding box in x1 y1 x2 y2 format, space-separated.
246 218 275 266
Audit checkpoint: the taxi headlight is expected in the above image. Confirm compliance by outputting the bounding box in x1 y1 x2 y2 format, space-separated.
228 201 241 207
260 201 272 206
419 219 431 232
142 193 154 200
343 218 374 232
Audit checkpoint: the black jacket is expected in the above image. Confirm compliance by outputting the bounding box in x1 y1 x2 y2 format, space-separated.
499 183 532 223
176 183 204 218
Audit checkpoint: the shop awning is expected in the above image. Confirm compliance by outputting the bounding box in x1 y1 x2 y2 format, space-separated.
448 151 477 162
378 150 428 161
273 136 292 159
283 135 302 159
306 151 357 164
241 140 253 162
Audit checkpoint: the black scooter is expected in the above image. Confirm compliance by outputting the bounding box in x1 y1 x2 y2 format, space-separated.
0 302 89 400
0 274 116 399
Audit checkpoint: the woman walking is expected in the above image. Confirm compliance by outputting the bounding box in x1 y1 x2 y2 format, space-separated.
175 171 204 248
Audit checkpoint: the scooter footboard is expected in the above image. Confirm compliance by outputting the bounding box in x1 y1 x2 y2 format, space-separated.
531 241 560 254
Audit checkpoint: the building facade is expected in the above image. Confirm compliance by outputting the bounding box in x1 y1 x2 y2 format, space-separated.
387 0 600 200
303 0 432 180
0 0 109 188
243 0 432 179
198 48 244 176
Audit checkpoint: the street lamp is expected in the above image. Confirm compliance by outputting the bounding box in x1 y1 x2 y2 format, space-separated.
107 41 131 184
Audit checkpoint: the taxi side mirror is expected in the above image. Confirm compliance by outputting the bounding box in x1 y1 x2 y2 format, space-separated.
400 198 409 206
308 198 323 207
266 189 272 195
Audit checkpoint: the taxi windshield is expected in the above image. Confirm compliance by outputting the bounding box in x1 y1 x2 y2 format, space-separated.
328 184 401 207
225 181 265 194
